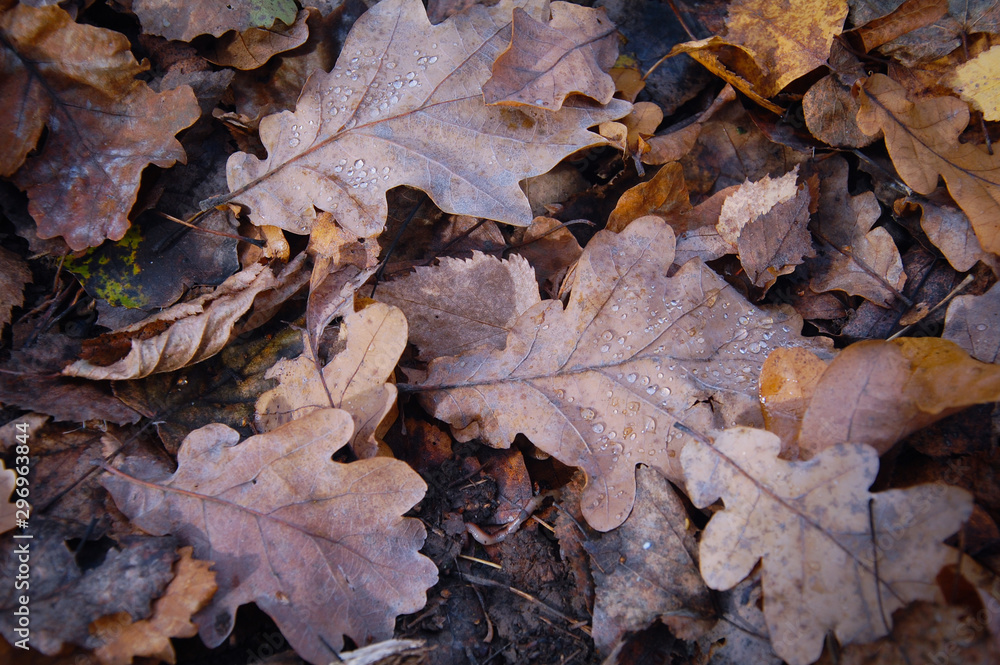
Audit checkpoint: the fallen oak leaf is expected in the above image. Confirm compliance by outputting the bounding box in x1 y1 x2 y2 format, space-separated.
220 0 630 237
407 215 831 531
131 0 298 42
101 408 437 665
91 547 217 665
760 338 1000 459
203 8 312 71
255 303 407 458
375 252 540 361
856 73 1000 254
943 280 1000 364
63 257 303 381
681 427 973 665
0 1 201 250
483 3 618 109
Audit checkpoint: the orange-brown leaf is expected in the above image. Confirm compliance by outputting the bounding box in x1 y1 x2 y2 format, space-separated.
204 9 311 70
483 3 618 109
856 73 1000 254
0 3 200 250
223 0 630 237
92 547 217 665
411 216 831 531
101 409 437 665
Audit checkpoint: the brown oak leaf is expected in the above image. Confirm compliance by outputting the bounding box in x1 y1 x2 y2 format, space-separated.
409 216 831 531
759 338 1000 459
91 547 217 665
131 0 298 42
0 1 200 250
483 3 617 109
221 0 630 237
375 252 540 361
856 73 1000 254
203 9 311 70
681 427 972 665
101 408 437 665
943 281 1000 364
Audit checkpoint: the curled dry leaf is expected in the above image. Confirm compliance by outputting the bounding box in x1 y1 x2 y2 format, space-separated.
856 73 1000 254
943 281 1000 364
376 252 540 361
808 157 905 307
483 3 618 109
606 162 690 234
585 466 713 653
681 427 973 665
101 408 437 665
894 193 998 273
0 1 200 250
760 338 1000 459
847 0 948 54
204 8 311 70
255 303 407 458
91 547 217 665
410 216 831 531
222 0 630 237
131 0 298 41
64 261 292 381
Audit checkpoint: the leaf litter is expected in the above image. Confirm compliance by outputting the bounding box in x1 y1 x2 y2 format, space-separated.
3 0 1000 663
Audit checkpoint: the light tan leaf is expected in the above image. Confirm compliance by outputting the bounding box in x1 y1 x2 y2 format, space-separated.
759 338 1000 458
808 157 905 306
950 45 1000 121
131 0 298 41
223 0 630 238
716 167 815 288
0 459 16 536
410 216 831 531
101 409 437 665
63 260 295 381
255 303 407 458
0 246 30 332
681 427 972 665
204 9 311 70
483 3 617 108
91 547 217 665
376 252 540 361
856 73 1000 254
943 281 1000 364
0 2 200 250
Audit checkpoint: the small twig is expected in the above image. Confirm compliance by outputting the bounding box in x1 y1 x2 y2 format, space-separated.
458 554 502 570
371 194 426 296
886 273 973 340
153 210 264 250
460 573 587 630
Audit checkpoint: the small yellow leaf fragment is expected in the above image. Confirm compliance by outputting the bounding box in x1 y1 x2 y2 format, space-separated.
950 45 1000 121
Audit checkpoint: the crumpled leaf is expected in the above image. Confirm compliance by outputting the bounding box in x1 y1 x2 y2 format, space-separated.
64 259 299 381
204 8 311 70
483 3 617 109
101 408 437 665
944 281 1000 364
131 0 298 41
681 427 973 665
376 252 540 361
255 303 407 458
0 246 30 331
91 547 217 665
606 161 689 233
808 157 905 306
856 73 1000 254
222 0 630 237
949 44 1000 122
410 215 831 531
0 1 201 250
716 167 815 288
585 466 713 653
760 338 1000 458
0 459 16 535
894 193 999 273
0 521 177 655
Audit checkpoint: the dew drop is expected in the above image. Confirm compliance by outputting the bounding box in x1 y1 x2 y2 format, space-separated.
592 423 605 434
581 407 595 420
600 344 610 353
354 159 365 168
288 137 300 147
601 330 614 341
626 373 637 383
976 324 989 331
